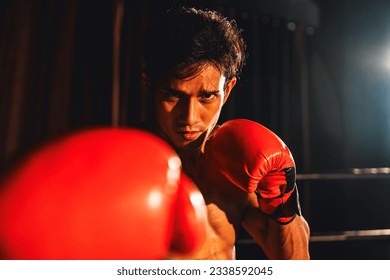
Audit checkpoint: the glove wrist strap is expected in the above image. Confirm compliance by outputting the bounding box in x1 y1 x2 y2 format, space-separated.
256 184 302 225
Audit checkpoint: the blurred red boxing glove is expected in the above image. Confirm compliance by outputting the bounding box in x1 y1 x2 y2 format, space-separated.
204 119 301 224
0 128 207 259
170 174 208 254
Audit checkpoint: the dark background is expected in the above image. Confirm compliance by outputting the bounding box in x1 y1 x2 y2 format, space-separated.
1 0 390 259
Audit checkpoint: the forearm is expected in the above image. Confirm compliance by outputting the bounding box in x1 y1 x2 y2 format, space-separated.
263 215 310 260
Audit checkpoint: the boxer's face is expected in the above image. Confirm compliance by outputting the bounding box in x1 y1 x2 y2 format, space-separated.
153 65 236 151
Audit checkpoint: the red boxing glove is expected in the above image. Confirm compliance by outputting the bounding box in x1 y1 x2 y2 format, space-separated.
204 119 301 224
0 128 207 259
170 174 208 254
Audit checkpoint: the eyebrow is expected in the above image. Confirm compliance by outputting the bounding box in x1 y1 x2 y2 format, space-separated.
162 86 221 96
200 90 221 95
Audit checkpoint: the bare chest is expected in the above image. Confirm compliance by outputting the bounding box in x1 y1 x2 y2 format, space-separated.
180 153 250 259
194 166 249 251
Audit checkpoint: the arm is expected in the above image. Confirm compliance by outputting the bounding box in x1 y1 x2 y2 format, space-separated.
203 119 310 259
242 193 310 259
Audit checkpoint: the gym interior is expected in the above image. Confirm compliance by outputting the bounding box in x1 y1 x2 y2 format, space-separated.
1 0 389 259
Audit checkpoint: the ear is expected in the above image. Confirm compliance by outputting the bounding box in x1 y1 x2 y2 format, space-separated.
223 77 237 104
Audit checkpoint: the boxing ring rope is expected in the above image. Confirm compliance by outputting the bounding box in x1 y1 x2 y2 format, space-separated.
301 167 390 242
236 229 390 244
309 229 390 242
296 167 390 180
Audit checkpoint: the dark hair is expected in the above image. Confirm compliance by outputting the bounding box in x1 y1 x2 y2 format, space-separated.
142 6 247 88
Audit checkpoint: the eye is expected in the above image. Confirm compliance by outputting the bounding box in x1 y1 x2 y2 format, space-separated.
199 92 218 103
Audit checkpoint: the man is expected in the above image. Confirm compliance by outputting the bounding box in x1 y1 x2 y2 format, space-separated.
141 6 310 259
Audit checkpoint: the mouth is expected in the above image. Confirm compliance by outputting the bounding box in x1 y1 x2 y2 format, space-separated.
177 130 201 141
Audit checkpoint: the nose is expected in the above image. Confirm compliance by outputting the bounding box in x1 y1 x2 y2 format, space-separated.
179 97 198 126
